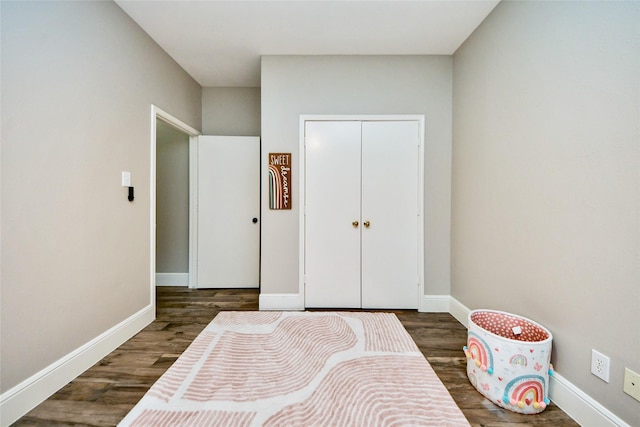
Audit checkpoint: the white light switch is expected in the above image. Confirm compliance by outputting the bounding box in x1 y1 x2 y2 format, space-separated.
122 171 131 187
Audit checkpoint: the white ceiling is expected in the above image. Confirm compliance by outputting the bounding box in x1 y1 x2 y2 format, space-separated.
115 0 500 87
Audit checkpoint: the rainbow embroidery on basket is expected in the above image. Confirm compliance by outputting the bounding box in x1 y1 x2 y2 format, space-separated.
464 331 494 375
501 375 550 410
509 354 528 368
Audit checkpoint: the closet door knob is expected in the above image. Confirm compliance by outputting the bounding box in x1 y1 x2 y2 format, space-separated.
363 221 371 228
352 221 359 228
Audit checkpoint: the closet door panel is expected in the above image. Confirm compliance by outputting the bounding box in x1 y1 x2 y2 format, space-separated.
197 136 260 288
361 121 420 309
304 121 362 308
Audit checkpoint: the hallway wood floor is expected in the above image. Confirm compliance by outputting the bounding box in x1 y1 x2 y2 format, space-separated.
14 287 579 426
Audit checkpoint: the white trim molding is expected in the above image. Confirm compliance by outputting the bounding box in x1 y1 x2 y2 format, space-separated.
550 372 631 427
188 135 199 288
0 305 154 426
447 296 629 427
155 273 189 287
420 295 450 313
449 296 470 327
259 293 305 311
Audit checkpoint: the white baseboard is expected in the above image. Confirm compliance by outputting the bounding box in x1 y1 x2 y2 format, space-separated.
447 296 630 427
550 372 631 427
449 296 470 327
259 293 305 311
0 305 154 426
155 273 189 286
420 295 450 312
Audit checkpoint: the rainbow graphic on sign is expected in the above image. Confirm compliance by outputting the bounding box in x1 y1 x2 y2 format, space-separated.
464 332 494 375
502 375 549 410
268 165 284 208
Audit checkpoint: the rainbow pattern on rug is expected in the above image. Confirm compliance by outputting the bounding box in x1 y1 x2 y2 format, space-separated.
464 332 494 375
502 375 549 410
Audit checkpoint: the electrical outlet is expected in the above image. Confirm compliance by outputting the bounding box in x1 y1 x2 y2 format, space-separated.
623 368 640 402
591 349 610 382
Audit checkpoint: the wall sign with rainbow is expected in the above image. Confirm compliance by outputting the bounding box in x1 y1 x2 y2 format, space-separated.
268 153 291 210
463 309 554 414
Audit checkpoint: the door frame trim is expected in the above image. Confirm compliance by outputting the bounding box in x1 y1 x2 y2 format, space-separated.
150 105 200 305
298 115 425 309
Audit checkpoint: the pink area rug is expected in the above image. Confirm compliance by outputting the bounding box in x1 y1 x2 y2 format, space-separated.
118 311 470 426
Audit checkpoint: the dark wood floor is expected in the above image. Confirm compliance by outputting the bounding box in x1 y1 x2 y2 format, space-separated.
14 287 579 426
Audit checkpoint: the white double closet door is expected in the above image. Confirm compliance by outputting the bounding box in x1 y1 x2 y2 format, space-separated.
304 120 420 309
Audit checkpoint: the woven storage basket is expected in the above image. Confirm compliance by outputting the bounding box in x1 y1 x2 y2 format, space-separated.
464 309 553 414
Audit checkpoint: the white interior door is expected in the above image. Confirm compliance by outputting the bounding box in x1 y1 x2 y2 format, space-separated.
361 121 419 309
197 136 260 288
304 121 362 307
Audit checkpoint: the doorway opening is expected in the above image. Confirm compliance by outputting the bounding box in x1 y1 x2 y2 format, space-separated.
150 105 200 309
156 119 190 287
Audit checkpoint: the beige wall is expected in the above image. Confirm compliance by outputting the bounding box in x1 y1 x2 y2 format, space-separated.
0 1 201 392
261 55 453 296
452 1 639 424
202 87 261 136
156 120 190 273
